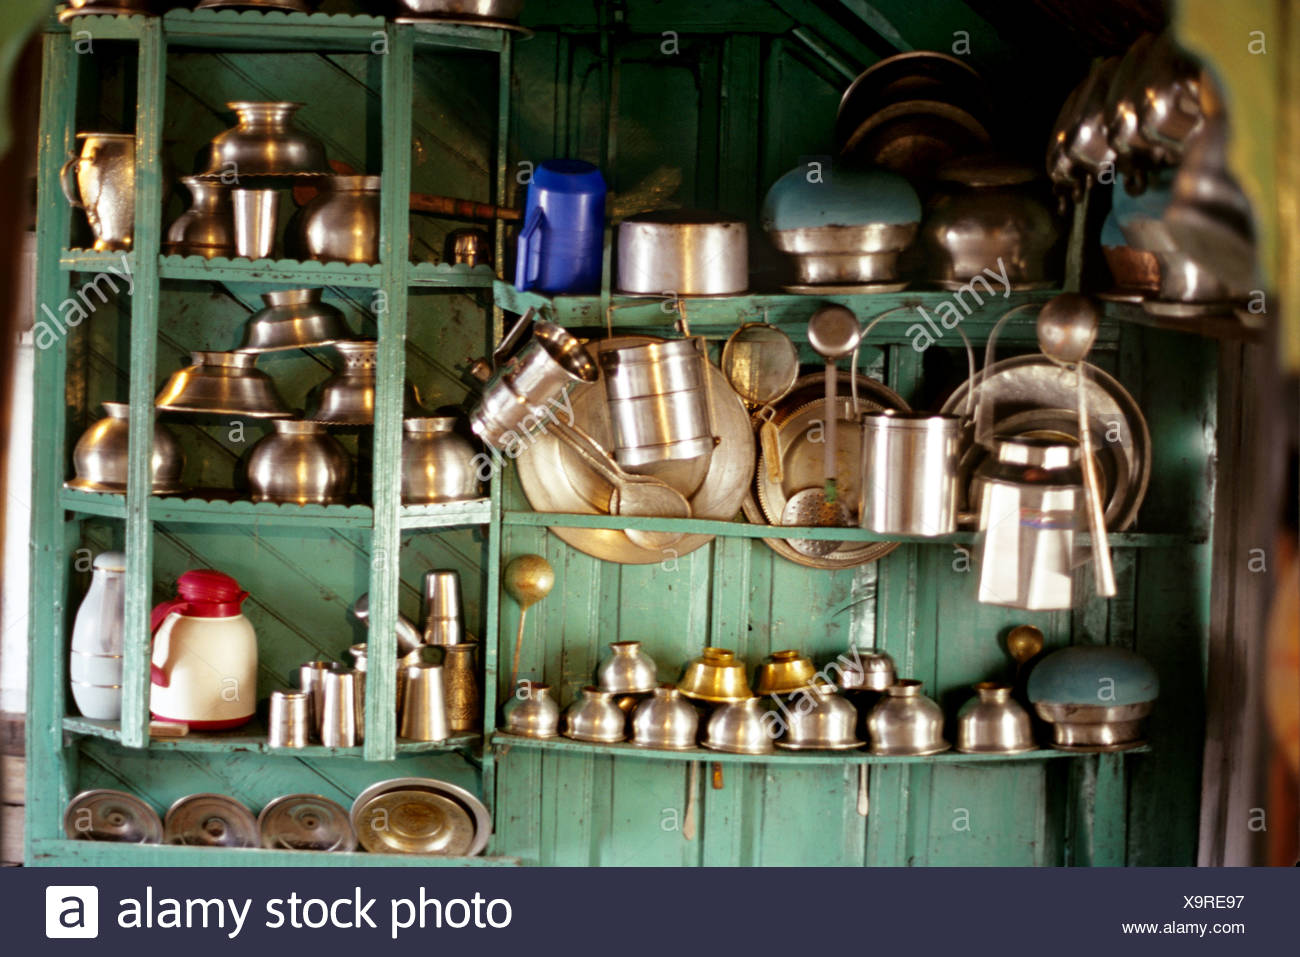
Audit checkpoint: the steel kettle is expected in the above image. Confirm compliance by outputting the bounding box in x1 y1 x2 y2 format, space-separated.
974 436 1083 610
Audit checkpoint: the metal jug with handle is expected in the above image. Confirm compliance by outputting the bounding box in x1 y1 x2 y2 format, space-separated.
61 132 135 251
150 569 258 729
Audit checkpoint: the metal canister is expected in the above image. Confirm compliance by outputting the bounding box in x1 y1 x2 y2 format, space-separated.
975 436 1082 610
598 338 714 471
267 690 310 748
859 411 962 536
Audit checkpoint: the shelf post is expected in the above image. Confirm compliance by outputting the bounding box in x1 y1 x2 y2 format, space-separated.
365 22 415 761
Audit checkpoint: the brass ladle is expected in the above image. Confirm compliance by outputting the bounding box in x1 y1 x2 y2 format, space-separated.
504 554 555 689
1005 624 1045 683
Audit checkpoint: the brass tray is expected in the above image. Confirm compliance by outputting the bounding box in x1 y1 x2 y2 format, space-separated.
516 336 756 564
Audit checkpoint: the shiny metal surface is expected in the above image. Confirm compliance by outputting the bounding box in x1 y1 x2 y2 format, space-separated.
778 683 863 750
504 554 554 687
516 336 755 564
615 210 748 295
1120 215 1233 303
237 287 351 353
866 680 950 756
677 647 752 703
955 683 1035 754
394 0 525 20
164 176 235 258
770 223 916 284
631 685 699 750
351 597 424 654
306 340 422 425
500 681 560 738
257 793 356 852
835 648 896 692
704 697 774 754
720 322 798 408
349 777 490 857
60 0 158 19
246 419 352 505
155 351 291 418
441 642 481 732
164 793 259 848
61 132 134 251
563 686 626 743
976 437 1082 610
753 650 817 696
267 690 310 749
201 102 327 179
352 789 474 855
599 337 714 473
1135 34 1204 161
595 640 659 695
422 569 464 646
63 789 162 843
320 668 364 747
921 159 1060 286
300 175 380 265
444 227 492 266
1034 702 1152 751
298 660 336 739
1105 34 1163 183
470 320 598 450
197 1 315 10
859 410 961 536
1101 244 1161 293
399 660 450 742
941 355 1151 531
232 188 279 259
1060 57 1120 187
840 99 991 181
66 401 186 495
401 417 482 504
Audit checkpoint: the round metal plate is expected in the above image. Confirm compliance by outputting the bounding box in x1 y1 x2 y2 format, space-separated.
394 17 533 35
517 336 756 564
63 789 162 844
352 790 474 855
350 777 491 857
1140 299 1234 318
257 793 357 852
781 281 909 295
720 322 799 408
1096 290 1147 304
939 355 1151 531
164 793 259 848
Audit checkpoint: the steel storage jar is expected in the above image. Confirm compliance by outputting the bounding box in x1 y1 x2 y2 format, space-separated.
400 417 482 504
859 410 962 536
615 210 748 295
598 338 715 471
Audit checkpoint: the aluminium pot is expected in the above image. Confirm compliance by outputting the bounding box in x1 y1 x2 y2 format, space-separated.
615 210 748 296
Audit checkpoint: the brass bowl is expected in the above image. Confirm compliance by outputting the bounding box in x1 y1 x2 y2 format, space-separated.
753 649 817 695
677 647 751 703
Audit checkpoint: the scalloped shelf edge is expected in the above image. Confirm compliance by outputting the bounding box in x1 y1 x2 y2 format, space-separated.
163 8 385 28
159 253 382 273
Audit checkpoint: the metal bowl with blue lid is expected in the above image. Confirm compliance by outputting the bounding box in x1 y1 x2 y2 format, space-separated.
762 165 921 286
1028 645 1158 751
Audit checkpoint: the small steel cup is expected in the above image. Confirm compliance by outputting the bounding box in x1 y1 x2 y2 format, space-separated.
399 660 450 742
297 660 338 739
268 690 310 748
421 569 464 645
232 187 279 259
321 668 364 747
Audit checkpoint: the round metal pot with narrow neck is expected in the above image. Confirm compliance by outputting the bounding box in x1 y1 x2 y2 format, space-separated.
704 697 775 754
860 410 962 536
598 337 715 471
246 419 352 505
401 417 482 504
300 175 381 265
165 176 235 259
615 210 748 295
201 102 327 180
866 679 950 755
563 686 626 743
631 685 699 750
955 682 1036 753
66 401 186 495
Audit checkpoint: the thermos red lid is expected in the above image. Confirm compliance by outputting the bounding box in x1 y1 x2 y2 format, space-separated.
176 569 247 606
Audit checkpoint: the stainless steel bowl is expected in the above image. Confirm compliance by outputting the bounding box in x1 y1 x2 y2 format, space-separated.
305 340 422 425
200 102 327 180
955 682 1036 754
245 419 352 505
595 640 658 695
394 0 525 22
704 697 774 755
866 679 950 756
836 648 897 691
65 401 186 495
1033 701 1152 752
155 351 291 418
631 684 699 750
237 288 352 354
563 686 626 743
500 681 560 738
769 223 917 284
778 683 862 750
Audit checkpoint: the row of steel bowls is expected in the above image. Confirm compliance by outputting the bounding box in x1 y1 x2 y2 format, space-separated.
63 778 490 856
502 644 1052 755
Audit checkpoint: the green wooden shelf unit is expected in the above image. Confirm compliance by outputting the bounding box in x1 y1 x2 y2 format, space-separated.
30 3 1216 868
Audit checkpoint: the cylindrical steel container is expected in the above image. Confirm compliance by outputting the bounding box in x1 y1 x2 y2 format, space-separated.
599 338 714 470
267 690 310 748
859 410 962 536
615 210 748 295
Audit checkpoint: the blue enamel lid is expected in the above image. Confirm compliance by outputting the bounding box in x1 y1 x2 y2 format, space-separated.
1101 209 1125 247
1110 169 1175 228
1027 646 1159 706
761 164 921 231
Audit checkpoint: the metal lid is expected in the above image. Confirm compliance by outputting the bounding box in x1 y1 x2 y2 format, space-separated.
352 789 475 855
163 793 259 847
258 794 357 852
720 322 799 407
63 789 162 844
